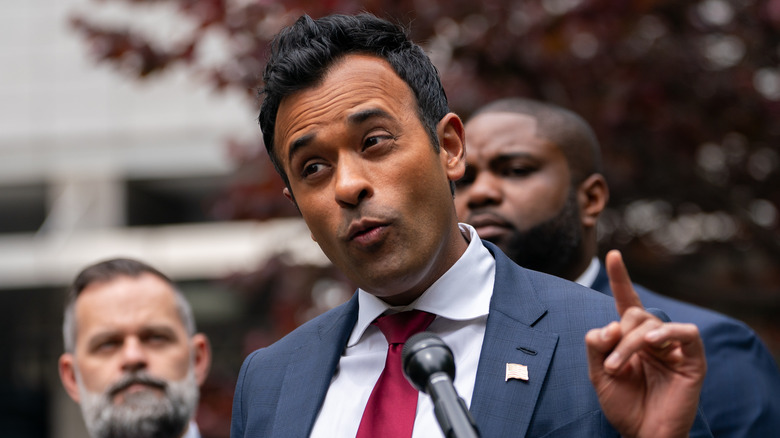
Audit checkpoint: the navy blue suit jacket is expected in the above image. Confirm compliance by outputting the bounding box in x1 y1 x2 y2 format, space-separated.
592 265 780 437
231 243 712 437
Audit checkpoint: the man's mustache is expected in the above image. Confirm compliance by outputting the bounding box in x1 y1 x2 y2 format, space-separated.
107 372 168 398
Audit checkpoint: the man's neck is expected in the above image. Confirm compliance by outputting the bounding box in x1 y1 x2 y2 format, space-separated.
373 223 471 307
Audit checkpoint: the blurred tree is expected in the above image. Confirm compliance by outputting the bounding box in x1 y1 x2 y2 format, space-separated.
70 0 780 434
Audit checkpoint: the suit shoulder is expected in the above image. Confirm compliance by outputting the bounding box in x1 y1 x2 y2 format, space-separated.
490 246 619 326
629 288 780 436
241 298 355 365
526 267 617 307
633 285 758 334
507 264 620 329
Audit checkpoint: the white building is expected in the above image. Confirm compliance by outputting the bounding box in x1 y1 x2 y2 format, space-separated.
0 1 327 436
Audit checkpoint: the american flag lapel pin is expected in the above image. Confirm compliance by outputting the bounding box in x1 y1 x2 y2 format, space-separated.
505 363 529 382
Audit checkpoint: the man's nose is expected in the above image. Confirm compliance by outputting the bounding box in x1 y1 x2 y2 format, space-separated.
466 172 503 208
120 337 148 372
334 154 372 207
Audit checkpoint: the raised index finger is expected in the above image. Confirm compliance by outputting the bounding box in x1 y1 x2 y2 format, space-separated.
606 249 643 316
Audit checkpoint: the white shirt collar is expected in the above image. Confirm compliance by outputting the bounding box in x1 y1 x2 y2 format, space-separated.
575 257 601 288
349 223 495 347
181 421 200 438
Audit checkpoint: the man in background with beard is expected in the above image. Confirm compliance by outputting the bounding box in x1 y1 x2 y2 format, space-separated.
454 97 780 437
58 258 211 438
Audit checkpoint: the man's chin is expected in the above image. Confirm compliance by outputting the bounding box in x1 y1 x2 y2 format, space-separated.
76 369 199 438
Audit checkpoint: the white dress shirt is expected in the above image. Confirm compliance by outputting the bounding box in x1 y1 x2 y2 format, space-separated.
181 421 200 438
310 223 495 438
575 257 600 288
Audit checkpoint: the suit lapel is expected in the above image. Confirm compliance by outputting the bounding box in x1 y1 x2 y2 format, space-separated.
470 242 560 438
272 295 359 436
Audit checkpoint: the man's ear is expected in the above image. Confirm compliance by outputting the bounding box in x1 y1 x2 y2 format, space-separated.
282 186 304 219
437 113 466 182
577 173 609 228
58 353 81 403
191 334 211 386
283 184 312 241
282 187 296 205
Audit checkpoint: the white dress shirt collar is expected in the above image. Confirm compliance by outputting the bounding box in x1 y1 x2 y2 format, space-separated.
349 223 494 347
575 256 601 288
181 421 200 438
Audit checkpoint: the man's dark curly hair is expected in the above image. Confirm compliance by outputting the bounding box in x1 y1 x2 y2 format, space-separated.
258 13 450 188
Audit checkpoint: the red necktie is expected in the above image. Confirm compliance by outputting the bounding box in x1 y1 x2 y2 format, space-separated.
356 310 436 438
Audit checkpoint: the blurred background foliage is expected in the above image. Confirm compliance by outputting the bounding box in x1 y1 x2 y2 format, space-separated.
68 0 780 436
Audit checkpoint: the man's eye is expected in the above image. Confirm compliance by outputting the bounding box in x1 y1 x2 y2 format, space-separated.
145 334 171 345
455 168 476 189
363 134 392 150
302 162 325 178
95 340 120 352
504 166 534 177
454 174 474 189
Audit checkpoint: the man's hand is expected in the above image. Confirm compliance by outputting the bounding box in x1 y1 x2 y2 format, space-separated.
585 250 707 438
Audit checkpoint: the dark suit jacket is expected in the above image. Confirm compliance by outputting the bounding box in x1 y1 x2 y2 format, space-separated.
231 243 712 437
592 266 780 437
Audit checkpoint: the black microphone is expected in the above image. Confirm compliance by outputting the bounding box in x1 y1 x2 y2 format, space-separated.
402 332 480 438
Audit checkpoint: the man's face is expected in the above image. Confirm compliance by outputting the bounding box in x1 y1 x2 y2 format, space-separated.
59 273 209 438
454 111 584 277
274 54 466 305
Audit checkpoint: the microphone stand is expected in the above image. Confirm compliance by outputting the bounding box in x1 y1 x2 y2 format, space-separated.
427 371 480 438
402 332 480 438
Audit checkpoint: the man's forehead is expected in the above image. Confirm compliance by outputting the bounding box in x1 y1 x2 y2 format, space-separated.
276 54 409 117
82 322 178 341
466 112 549 158
75 275 181 324
274 54 415 160
468 112 540 141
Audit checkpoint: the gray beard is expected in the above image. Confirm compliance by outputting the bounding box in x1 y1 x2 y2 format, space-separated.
76 369 198 438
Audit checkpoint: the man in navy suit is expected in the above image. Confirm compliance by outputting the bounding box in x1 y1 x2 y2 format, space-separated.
231 14 710 437
455 97 780 437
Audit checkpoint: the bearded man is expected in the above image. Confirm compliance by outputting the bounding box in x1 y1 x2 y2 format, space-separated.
455 97 780 437
58 258 211 438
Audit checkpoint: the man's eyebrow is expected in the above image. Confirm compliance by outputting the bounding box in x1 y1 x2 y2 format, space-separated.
287 132 316 166
489 151 536 165
140 325 178 335
347 108 393 125
287 108 394 165
87 331 120 349
493 151 534 160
